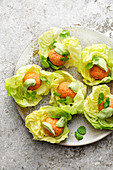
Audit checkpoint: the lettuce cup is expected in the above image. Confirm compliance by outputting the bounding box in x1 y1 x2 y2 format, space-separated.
38 27 81 69
84 85 113 130
5 65 53 107
78 44 113 86
49 70 86 115
25 106 72 143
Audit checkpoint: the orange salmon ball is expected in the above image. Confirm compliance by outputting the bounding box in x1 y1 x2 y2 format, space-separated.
90 65 109 80
23 72 41 90
44 117 63 137
58 82 76 98
48 49 67 66
98 98 113 111
109 98 113 108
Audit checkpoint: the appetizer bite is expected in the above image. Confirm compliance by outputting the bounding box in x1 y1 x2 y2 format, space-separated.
25 106 72 143
84 85 113 130
5 65 53 107
77 44 113 86
49 70 86 115
38 27 81 69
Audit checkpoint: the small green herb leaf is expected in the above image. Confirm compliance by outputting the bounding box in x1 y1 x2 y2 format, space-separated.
60 57 69 62
40 76 50 84
26 92 32 99
68 82 82 93
92 56 99 61
59 30 70 39
57 98 66 103
108 68 111 77
57 96 73 104
75 131 83 140
85 63 93 70
98 93 104 104
65 96 73 104
54 92 61 97
77 126 86 135
103 97 110 108
31 91 37 101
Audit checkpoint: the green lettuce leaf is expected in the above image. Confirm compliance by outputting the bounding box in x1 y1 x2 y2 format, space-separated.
49 70 86 115
96 107 113 120
77 44 113 86
25 106 71 143
5 64 53 107
84 85 113 130
38 27 81 69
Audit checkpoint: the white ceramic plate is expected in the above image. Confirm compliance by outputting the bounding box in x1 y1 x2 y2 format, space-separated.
15 26 113 146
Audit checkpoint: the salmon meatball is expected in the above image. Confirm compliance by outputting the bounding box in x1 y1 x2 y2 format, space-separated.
98 98 113 111
23 72 41 90
58 82 76 98
44 117 63 137
109 98 113 108
48 49 67 66
90 65 109 80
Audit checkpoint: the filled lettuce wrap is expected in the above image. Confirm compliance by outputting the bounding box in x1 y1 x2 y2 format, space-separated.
38 27 81 69
77 44 113 86
84 85 113 130
25 106 72 143
5 64 53 107
49 70 86 115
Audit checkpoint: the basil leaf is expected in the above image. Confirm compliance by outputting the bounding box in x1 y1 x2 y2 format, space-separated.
54 92 61 97
32 91 36 95
77 126 86 135
26 92 32 99
57 98 66 103
103 97 110 108
68 82 82 93
85 63 93 70
108 68 111 77
26 91 36 101
57 96 73 104
60 57 69 62
31 91 37 101
62 50 70 57
92 56 99 61
75 131 83 140
98 93 104 104
59 30 70 39
40 76 50 84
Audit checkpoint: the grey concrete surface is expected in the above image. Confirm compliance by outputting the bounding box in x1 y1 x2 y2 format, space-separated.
1 0 113 169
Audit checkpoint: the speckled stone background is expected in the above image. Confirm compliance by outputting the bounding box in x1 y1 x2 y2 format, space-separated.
1 0 113 170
